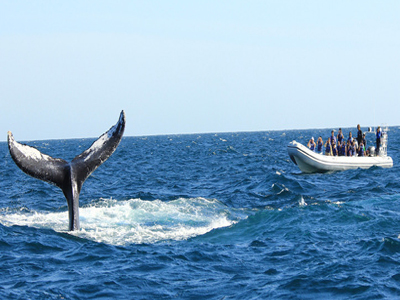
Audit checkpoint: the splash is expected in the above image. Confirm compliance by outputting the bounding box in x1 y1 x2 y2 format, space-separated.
299 196 307 207
0 197 246 245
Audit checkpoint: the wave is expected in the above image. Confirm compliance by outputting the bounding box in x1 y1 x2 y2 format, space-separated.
0 197 248 246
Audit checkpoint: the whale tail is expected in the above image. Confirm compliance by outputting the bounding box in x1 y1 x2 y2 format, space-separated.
7 110 126 231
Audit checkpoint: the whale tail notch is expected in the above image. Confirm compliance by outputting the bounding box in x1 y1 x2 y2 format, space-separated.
7 110 126 231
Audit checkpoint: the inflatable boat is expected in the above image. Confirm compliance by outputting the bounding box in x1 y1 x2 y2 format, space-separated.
287 141 393 173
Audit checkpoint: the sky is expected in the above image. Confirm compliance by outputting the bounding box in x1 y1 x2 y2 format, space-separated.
0 1 399 141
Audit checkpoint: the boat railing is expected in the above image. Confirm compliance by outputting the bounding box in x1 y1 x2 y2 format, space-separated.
380 126 389 157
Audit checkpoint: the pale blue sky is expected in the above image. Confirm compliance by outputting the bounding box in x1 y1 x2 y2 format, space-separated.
1 1 399 141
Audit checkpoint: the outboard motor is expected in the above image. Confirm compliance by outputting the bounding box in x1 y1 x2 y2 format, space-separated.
368 146 376 157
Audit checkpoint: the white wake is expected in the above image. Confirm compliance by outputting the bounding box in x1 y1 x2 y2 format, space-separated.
0 197 246 245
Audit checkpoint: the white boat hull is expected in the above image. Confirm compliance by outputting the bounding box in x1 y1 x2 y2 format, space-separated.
287 141 393 173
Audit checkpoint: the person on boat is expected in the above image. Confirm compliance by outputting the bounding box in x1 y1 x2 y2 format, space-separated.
346 140 352 157
332 142 338 156
316 136 323 154
347 132 353 144
341 140 346 157
307 137 316 151
325 138 333 156
330 130 336 145
358 141 365 157
350 140 357 156
361 133 367 155
362 133 367 148
337 140 344 156
336 140 342 156
347 140 355 157
337 128 344 145
356 124 363 148
376 126 382 155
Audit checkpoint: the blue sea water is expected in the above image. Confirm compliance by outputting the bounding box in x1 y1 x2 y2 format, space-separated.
1 127 400 299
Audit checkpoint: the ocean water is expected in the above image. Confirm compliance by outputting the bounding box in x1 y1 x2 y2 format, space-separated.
1 127 400 299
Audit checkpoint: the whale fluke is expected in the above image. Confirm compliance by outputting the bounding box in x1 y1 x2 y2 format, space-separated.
7 110 126 231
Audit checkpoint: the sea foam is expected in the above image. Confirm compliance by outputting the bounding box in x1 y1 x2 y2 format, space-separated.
0 197 247 246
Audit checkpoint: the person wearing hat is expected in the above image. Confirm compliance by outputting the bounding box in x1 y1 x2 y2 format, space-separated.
308 137 316 151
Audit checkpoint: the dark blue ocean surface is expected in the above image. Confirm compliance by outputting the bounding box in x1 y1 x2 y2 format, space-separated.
1 127 400 299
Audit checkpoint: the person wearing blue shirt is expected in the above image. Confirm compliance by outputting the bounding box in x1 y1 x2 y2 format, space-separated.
337 128 344 145
341 141 346 157
332 142 338 156
325 138 332 156
336 140 342 156
347 132 353 144
347 140 356 157
346 140 352 156
317 136 323 154
307 137 316 151
351 140 356 156
330 130 336 145
376 126 382 155
358 141 365 157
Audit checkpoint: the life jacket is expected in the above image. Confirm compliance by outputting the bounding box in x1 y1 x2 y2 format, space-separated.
317 141 323 152
341 144 346 156
337 133 344 143
325 143 331 153
332 147 338 156
358 146 365 157
310 143 315 151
